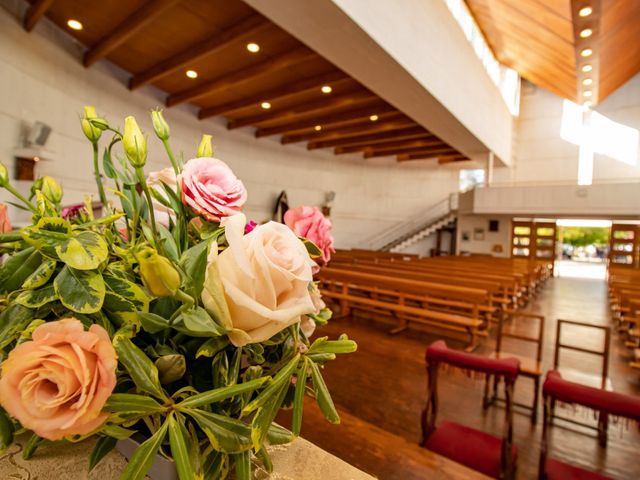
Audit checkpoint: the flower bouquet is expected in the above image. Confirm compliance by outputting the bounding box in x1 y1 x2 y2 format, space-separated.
0 107 356 479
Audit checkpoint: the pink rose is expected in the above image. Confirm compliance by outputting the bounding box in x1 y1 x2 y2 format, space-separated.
179 157 247 222
284 206 335 264
0 319 117 440
0 204 11 232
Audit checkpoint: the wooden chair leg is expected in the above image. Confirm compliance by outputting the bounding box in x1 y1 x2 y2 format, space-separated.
531 376 540 425
482 374 492 409
598 412 609 448
464 327 479 352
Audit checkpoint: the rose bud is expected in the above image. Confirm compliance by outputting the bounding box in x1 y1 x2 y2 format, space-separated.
0 163 8 187
155 354 186 384
136 247 181 297
123 116 147 168
151 109 170 141
196 134 213 158
40 175 63 203
80 105 102 143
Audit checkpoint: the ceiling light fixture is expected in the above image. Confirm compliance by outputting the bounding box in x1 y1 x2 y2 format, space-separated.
314 125 322 131
580 28 593 38
581 64 593 73
321 85 332 94
67 19 83 30
580 48 593 57
185 70 198 79
260 102 271 110
369 114 379 122
583 78 593 86
583 90 593 97
246 43 260 53
579 6 593 17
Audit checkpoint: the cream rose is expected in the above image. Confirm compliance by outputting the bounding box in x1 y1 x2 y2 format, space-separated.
204 214 316 346
0 318 117 440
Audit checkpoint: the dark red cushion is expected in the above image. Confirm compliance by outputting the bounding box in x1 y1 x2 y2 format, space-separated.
423 420 517 478
543 370 640 421
545 458 611 480
426 340 520 381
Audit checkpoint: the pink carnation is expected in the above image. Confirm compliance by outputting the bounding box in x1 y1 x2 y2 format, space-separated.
284 206 335 264
179 157 247 222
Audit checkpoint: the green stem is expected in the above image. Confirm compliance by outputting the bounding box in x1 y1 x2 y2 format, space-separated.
161 139 180 176
135 168 160 248
4 183 37 213
92 142 108 206
173 289 195 307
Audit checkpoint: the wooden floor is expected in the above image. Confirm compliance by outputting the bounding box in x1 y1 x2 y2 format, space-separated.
279 276 640 479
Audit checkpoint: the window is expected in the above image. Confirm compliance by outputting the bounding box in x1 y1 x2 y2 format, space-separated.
459 169 485 191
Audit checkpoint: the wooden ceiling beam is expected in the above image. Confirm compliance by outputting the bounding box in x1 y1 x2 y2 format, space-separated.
307 126 427 150
397 152 463 161
129 15 269 90
280 116 411 144
23 0 54 32
334 136 437 154
167 47 316 107
83 0 180 67
198 71 348 119
255 104 396 138
365 145 457 159
437 156 468 164
227 90 375 130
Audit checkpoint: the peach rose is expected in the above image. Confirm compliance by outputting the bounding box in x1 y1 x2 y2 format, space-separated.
284 206 335 264
206 214 316 346
0 318 117 440
147 167 178 227
179 157 247 222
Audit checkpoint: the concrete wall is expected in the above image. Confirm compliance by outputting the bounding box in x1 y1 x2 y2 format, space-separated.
0 3 459 247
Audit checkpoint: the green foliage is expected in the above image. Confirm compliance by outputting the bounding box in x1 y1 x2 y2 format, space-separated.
561 226 610 247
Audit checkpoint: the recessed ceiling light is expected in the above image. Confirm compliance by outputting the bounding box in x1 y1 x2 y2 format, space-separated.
580 48 593 57
580 28 593 38
185 70 198 79
583 90 593 97
260 101 271 110
583 78 593 86
583 100 593 108
579 6 593 17
581 64 593 73
247 43 260 53
314 125 322 131
67 19 83 30
369 114 379 122
321 85 332 94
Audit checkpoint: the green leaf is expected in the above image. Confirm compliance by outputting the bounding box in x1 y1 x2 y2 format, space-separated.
0 304 35 350
267 423 294 445
137 311 170 334
174 307 226 337
21 258 56 289
158 224 179 263
233 451 251 480
255 447 273 474
103 275 151 314
168 414 195 480
103 146 117 179
54 266 105 314
309 361 340 424
55 231 108 270
100 424 135 440
251 380 288 450
201 241 232 331
177 377 270 409
113 335 167 401
22 433 44 460
302 238 323 258
195 336 229 358
119 420 169 480
21 217 71 257
292 360 308 436
186 409 252 453
15 284 58 308
179 240 209 297
243 354 300 414
0 407 14 452
105 393 168 420
307 334 357 355
89 436 117 471
0 247 42 293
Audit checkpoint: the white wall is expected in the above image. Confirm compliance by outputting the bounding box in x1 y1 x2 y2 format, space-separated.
456 214 511 257
494 76 640 184
0 4 459 248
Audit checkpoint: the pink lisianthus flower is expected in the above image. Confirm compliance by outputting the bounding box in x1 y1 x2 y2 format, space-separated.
244 220 257 234
284 206 335 264
178 157 247 222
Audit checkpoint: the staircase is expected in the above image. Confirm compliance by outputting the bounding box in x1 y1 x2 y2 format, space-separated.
364 193 458 252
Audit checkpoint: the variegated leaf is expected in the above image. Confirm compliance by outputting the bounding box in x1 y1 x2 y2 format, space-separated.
56 231 108 270
15 284 58 308
53 266 105 314
21 258 56 289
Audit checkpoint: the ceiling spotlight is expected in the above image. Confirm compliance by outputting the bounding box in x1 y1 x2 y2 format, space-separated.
314 125 322 131
581 64 593 73
583 101 593 108
260 101 271 110
580 28 593 38
321 85 332 94
185 70 198 79
583 90 593 97
246 43 260 53
583 78 593 86
369 114 379 122
580 48 593 57
579 6 593 17
67 19 83 30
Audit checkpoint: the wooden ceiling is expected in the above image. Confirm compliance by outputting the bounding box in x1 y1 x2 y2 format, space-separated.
465 0 640 106
21 0 468 164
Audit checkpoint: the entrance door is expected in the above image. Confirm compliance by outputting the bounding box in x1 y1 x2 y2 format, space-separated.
511 220 557 274
609 224 639 268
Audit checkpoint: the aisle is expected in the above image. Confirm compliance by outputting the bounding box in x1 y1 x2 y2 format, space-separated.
287 277 640 479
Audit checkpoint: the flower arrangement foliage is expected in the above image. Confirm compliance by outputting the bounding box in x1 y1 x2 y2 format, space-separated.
0 107 355 479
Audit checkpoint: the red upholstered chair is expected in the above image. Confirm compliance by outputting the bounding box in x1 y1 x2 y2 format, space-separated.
539 370 640 480
421 340 520 479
